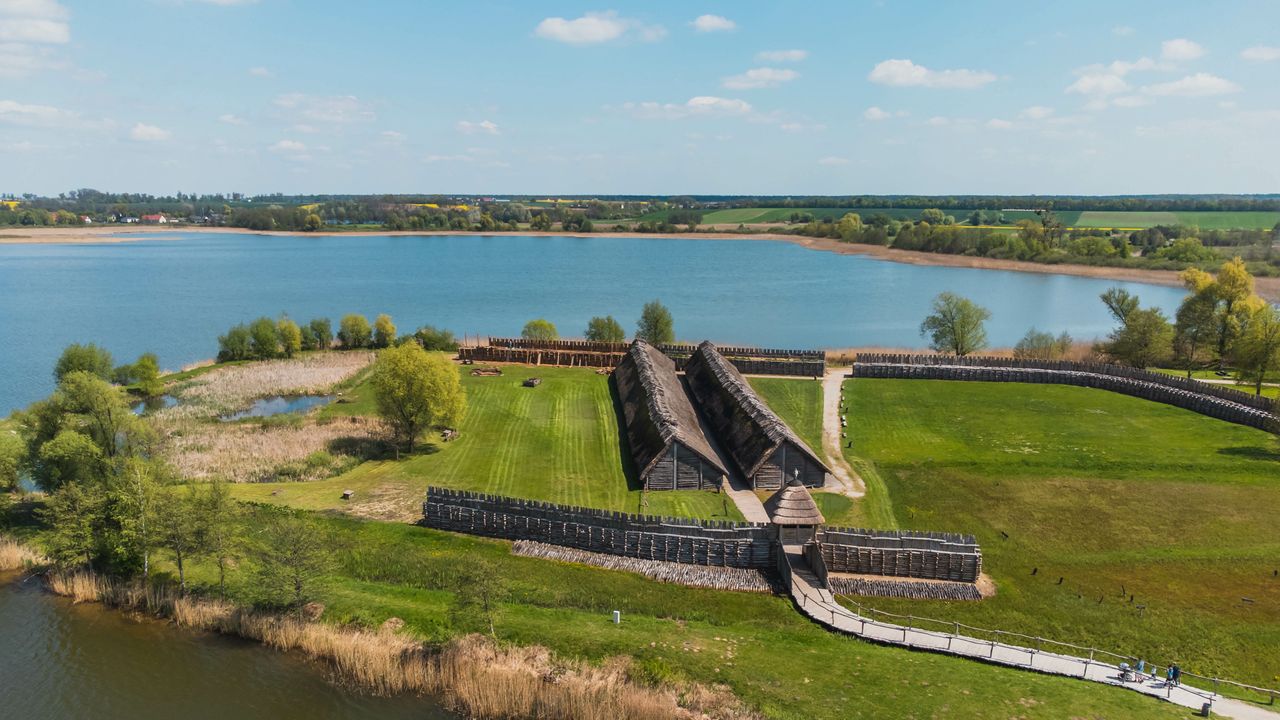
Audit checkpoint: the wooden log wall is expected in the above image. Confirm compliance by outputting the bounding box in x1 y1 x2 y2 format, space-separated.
817 526 983 583
827 576 983 601
464 338 827 376
853 358 1278 432
422 487 775 568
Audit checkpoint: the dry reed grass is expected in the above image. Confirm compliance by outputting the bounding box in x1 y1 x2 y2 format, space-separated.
0 537 48 570
162 352 374 419
41 566 756 720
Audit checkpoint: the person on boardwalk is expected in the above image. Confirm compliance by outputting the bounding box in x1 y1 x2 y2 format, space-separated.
1166 665 1176 686
1171 663 1181 686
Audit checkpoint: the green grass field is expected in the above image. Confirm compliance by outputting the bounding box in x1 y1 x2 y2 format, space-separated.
126 507 1181 720
232 364 741 522
748 378 824 453
1174 211 1280 230
843 378 1280 687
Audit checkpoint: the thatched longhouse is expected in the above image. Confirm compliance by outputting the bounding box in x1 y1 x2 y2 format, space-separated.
685 341 830 490
613 340 728 490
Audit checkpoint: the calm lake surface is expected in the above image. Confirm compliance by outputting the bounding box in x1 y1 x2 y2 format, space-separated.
0 232 1187 413
0 574 449 720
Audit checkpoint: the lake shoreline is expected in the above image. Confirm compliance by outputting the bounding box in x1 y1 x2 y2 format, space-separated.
4 225 1269 299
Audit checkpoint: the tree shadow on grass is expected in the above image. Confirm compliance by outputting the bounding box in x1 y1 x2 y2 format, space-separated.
1216 445 1280 462
326 435 441 461
607 375 642 491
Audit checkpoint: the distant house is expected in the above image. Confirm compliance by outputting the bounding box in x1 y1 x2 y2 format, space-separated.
80 215 92 224
140 214 168 224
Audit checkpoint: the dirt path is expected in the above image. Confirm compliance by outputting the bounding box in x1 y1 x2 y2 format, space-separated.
821 368 865 499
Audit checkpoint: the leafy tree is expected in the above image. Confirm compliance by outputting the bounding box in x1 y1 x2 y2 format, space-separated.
308 318 333 350
450 558 508 637
636 300 675 345
1173 291 1219 378
919 292 990 356
251 510 333 609
919 208 947 225
1235 305 1280 396
585 315 625 343
133 353 163 397
412 325 458 351
37 430 103 490
111 457 164 578
200 480 239 599
836 213 863 241
57 371 136 458
277 317 302 358
1100 287 1140 324
338 314 372 349
39 480 106 568
1154 237 1217 263
373 313 397 348
0 431 23 493
218 324 252 361
370 343 465 452
1098 306 1174 369
530 213 552 231
1013 328 1073 360
248 317 280 359
303 213 323 231
155 485 205 595
521 318 559 341
54 343 115 382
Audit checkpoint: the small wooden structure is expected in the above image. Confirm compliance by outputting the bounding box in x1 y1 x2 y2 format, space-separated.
685 341 830 490
341 489 354 501
470 366 502 376
613 340 728 490
764 477 825 544
523 377 542 387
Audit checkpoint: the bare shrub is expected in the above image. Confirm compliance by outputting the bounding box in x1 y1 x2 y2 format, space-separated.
0 537 49 570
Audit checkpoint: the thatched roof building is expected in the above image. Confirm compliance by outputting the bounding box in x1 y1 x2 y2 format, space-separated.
764 478 826 526
684 341 830 490
613 340 728 490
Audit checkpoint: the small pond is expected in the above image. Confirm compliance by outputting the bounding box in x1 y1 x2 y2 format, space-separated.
130 394 179 415
220 395 334 422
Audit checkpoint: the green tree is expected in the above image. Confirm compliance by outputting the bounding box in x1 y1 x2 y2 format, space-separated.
1100 287 1140 324
56 371 136 458
200 480 239 599
303 213 323 231
218 324 252 361
111 457 164 578
412 325 458 351
39 480 106 568
919 292 990 356
277 317 303 358
1173 291 1219 378
0 431 23 493
1235 305 1280 396
54 343 115 382
530 213 552 231
521 318 559 341
370 343 466 452
133 353 164 397
155 486 204 595
836 213 863 241
585 315 626 343
373 313 397 348
1013 328 1073 360
1154 237 1217 263
251 510 332 609
308 318 333 350
919 208 947 225
248 317 280 359
1184 258 1261 367
1098 307 1174 369
636 300 675 345
338 314 372 349
450 558 508 637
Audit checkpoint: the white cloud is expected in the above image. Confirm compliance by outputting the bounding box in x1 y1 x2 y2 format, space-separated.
1161 38 1204 61
985 118 1013 129
380 130 405 141
817 156 848 166
757 49 806 63
534 11 664 44
269 139 307 153
1112 25 1134 36
456 119 499 135
722 67 797 89
1066 72 1130 97
218 113 247 125
0 98 76 126
620 95 752 120
1241 45 1280 62
194 0 260 5
926 116 950 126
0 0 70 76
129 123 171 141
691 14 735 32
1019 105 1054 119
863 106 891 121
1141 72 1239 97
0 17 68 43
1112 95 1152 107
273 93 374 123
868 59 996 89
248 66 271 77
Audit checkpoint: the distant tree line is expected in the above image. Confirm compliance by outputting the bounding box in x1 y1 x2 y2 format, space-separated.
216 313 457 361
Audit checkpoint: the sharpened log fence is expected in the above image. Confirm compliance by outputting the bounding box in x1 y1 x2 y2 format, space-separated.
817 526 983 583
854 354 1278 432
460 338 827 377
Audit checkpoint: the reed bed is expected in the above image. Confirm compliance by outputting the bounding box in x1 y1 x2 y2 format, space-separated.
156 415 383 483
42 566 755 720
0 537 48 570
162 352 374 419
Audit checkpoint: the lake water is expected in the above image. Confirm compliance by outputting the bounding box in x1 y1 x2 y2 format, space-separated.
0 233 1187 414
0 573 449 720
221 394 335 421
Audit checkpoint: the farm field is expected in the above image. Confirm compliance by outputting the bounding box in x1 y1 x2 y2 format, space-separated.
1074 210 1180 228
231 364 742 522
1174 211 1280 230
841 378 1280 688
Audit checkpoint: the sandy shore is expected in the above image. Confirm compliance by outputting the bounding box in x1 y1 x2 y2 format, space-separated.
5 225 1276 300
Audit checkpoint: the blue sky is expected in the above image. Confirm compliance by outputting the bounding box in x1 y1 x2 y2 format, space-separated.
2 0 1279 195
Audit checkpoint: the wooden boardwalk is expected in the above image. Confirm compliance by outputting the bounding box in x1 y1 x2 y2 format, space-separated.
779 547 1277 719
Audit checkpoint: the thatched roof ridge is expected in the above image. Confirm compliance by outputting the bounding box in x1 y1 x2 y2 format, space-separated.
617 341 727 479
690 341 829 476
764 477 826 526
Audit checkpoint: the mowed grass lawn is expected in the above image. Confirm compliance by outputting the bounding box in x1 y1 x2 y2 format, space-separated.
844 378 1280 688
748 377 824 453
232 364 741 522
